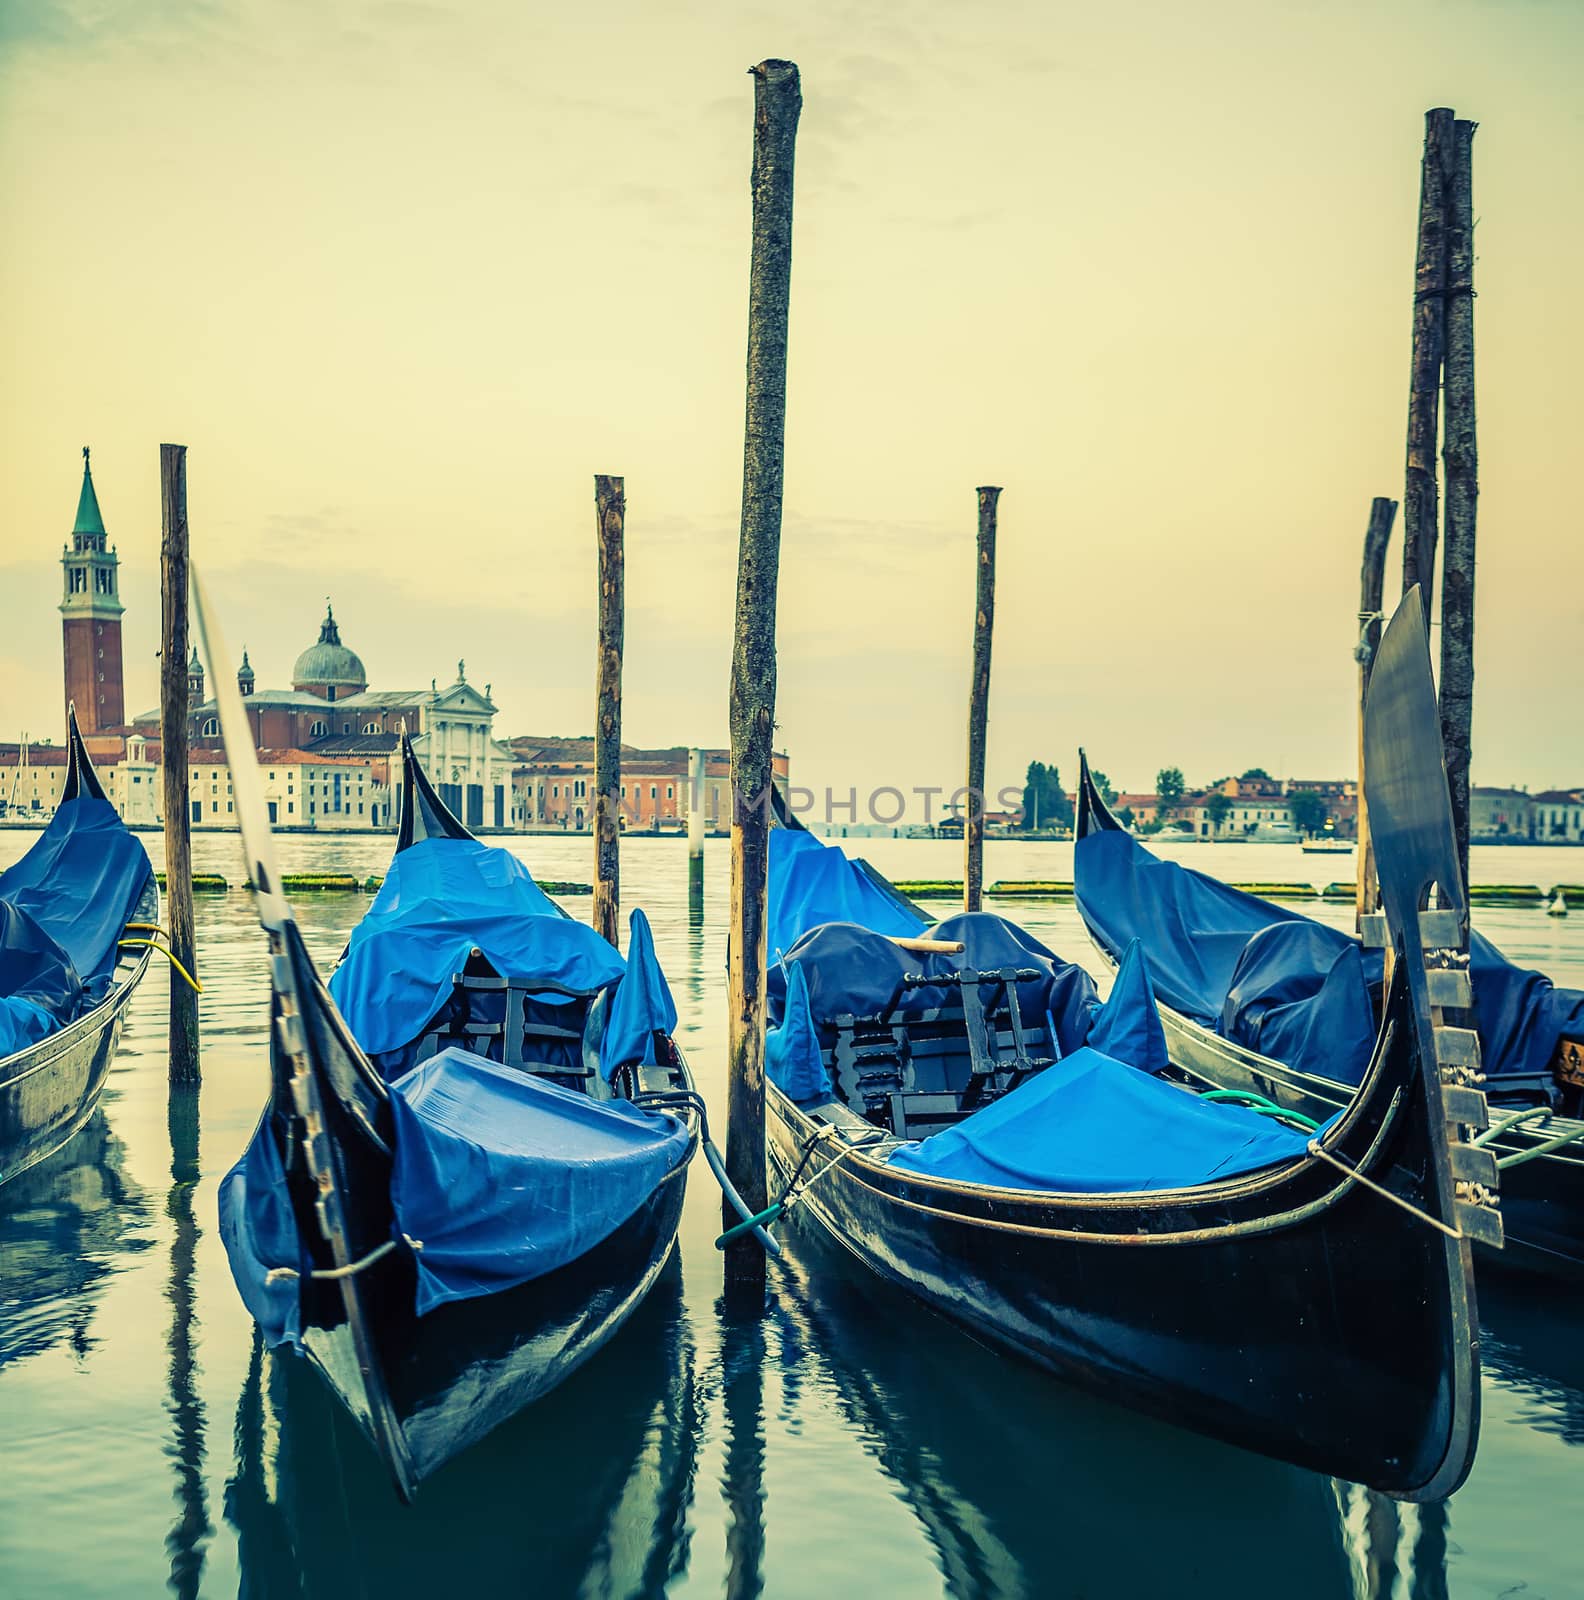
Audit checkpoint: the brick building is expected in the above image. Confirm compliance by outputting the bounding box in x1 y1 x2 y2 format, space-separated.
58 448 125 738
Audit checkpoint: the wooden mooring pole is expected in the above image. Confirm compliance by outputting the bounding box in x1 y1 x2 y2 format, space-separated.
1355 496 1397 923
1402 108 1454 609
688 746 705 915
725 57 800 1298
1438 118 1478 897
593 474 625 947
160 444 200 1084
964 487 1000 914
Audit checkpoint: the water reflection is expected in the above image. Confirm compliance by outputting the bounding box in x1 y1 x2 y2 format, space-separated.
718 1298 767 1600
0 1105 151 1370
1480 1275 1584 1447
770 1214 1353 1600
166 1083 212 1598
223 1260 701 1599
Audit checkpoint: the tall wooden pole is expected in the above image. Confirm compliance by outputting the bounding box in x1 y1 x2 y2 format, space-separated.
964 487 1000 913
1402 108 1454 610
160 444 200 1084
1439 118 1478 897
726 57 800 1297
1354 496 1397 922
687 746 706 914
592 474 625 948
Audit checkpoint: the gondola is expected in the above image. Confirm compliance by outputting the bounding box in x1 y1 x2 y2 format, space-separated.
0 708 156 1187
761 590 1496 1498
1074 735 1584 1280
194 583 699 1502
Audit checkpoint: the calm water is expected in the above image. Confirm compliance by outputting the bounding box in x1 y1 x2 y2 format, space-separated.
2 831 1582 1600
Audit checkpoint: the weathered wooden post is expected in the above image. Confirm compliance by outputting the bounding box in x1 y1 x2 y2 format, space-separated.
160 444 200 1084
1439 117 1478 896
592 474 625 947
688 746 706 914
964 487 1000 913
1355 496 1398 921
1402 109 1454 609
725 57 801 1297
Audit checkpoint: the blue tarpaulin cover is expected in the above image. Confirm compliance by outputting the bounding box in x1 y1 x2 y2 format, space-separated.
328 837 625 1061
601 908 679 1079
0 798 153 1059
387 1048 692 1314
218 1046 692 1336
1075 824 1584 1085
1086 939 1170 1076
768 828 924 962
888 1043 1316 1192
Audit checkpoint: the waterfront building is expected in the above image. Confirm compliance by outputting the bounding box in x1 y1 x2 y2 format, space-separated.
1531 790 1584 843
0 742 70 818
510 739 790 831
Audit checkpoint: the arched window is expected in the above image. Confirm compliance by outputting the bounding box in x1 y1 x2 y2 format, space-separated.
309 720 328 738
363 721 380 734
201 717 219 736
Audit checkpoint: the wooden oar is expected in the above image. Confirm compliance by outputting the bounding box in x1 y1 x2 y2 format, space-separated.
887 937 965 955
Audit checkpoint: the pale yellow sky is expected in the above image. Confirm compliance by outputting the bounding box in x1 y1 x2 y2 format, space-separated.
2 0 1580 812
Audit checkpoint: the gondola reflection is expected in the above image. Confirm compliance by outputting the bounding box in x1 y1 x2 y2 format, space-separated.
718 1297 767 1600
0 1104 150 1371
770 1212 1355 1600
223 1257 700 1599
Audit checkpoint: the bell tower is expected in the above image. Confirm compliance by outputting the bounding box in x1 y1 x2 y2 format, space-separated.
60 447 125 733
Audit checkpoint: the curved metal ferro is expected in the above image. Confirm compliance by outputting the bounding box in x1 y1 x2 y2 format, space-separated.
397 734 475 851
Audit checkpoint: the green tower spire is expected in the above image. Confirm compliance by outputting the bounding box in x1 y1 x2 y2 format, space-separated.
73 446 106 539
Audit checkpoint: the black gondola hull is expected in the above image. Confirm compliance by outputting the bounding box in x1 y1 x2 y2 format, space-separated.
768 1066 1468 1497
294 1151 693 1486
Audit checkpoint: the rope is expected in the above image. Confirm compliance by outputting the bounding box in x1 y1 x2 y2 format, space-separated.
715 1124 888 1251
1304 1138 1464 1240
1471 1105 1584 1169
1198 1088 1322 1133
265 1233 422 1284
117 937 203 993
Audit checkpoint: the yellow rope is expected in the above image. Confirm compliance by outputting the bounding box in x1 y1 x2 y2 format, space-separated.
125 921 169 937
117 938 203 994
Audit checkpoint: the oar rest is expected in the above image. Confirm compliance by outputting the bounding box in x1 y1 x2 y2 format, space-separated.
827 965 1057 1139
416 953 594 1087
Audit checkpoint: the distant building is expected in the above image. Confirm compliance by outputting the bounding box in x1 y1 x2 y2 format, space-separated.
0 742 70 818
510 740 790 831
1470 788 1532 841
1531 790 1584 843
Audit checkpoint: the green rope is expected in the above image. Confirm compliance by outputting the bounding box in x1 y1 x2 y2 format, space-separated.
1198 1088 1322 1134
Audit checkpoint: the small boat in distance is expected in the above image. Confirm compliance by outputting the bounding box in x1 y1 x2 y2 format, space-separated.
758 590 1494 1498
194 580 699 1501
0 707 156 1187
1300 836 1355 854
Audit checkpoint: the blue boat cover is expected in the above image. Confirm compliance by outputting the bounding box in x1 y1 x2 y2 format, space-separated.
766 961 832 1101
328 837 625 1060
769 913 1098 1053
218 1045 693 1338
388 1048 692 1314
1075 824 1584 1085
1085 938 1170 1076
601 908 680 1079
888 1044 1317 1192
768 827 924 962
0 798 153 1059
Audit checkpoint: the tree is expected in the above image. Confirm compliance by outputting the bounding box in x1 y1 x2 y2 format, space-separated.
1117 805 1135 828
1205 792 1232 836
1288 790 1329 838
1091 769 1117 806
1020 762 1073 831
1156 767 1184 808
1240 767 1271 781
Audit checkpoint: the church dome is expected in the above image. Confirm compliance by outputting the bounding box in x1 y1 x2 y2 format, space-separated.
293 603 367 693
